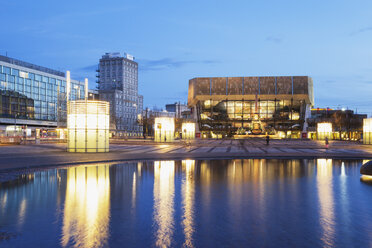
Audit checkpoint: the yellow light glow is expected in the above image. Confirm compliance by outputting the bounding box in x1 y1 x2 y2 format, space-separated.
316 159 335 244
154 117 175 142
317 122 332 140
61 165 110 248
181 160 195 247
67 100 110 152
363 118 372 144
154 161 175 247
182 122 195 140
277 131 286 139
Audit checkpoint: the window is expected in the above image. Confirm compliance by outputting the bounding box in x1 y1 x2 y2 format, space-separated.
0 73 5 81
42 76 48 83
0 81 7 89
8 82 15 90
11 69 19 76
3 67 10 74
8 75 15 83
16 84 23 91
19 71 28 78
17 77 24 84
35 74 41 81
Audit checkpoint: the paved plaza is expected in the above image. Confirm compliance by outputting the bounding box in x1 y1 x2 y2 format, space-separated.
0 138 372 172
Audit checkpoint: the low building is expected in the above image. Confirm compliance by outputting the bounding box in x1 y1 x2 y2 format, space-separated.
88 89 99 100
307 108 366 140
188 76 314 138
165 102 189 119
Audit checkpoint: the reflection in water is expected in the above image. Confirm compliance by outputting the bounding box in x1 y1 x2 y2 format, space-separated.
1 159 372 247
132 171 137 211
61 166 110 248
17 198 27 228
153 161 175 247
182 160 195 248
316 159 335 247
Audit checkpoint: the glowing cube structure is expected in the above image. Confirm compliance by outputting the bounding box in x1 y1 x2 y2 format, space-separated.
67 100 110 152
317 123 332 140
154 117 175 142
363 118 372 144
182 122 195 140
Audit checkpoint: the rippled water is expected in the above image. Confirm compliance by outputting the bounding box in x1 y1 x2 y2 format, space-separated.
1 159 372 247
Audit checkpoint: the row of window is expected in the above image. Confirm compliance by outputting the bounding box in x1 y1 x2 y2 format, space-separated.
0 65 67 86
100 61 137 68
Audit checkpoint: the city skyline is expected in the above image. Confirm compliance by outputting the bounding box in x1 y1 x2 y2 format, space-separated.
1 0 372 114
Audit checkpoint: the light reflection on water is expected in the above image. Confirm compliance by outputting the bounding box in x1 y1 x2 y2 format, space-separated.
61 166 110 248
153 161 175 247
181 160 195 248
316 159 335 247
0 159 372 247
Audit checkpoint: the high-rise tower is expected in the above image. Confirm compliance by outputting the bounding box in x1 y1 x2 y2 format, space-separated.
97 52 143 134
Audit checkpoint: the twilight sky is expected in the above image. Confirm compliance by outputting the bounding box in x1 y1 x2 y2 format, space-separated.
1 0 372 115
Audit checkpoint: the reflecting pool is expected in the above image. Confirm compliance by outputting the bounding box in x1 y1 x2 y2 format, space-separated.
1 159 372 247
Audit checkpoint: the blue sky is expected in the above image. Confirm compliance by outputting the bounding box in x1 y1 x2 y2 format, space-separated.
1 0 372 114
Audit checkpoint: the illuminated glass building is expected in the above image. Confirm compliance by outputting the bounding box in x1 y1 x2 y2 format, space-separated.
188 76 314 138
0 55 85 129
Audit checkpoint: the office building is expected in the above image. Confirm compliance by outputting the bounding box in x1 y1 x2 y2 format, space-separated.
97 52 143 135
165 102 190 119
188 76 314 138
0 55 85 129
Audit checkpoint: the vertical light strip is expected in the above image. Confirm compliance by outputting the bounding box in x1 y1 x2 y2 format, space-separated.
66 71 71 101
275 77 277 95
85 78 88 100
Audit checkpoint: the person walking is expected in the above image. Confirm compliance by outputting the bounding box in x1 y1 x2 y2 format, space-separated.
325 136 329 149
266 134 270 145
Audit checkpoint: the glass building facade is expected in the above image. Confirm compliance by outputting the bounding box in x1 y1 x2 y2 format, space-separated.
0 56 85 128
188 76 314 138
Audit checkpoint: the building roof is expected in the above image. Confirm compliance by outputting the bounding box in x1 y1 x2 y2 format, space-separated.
188 76 314 106
0 55 65 77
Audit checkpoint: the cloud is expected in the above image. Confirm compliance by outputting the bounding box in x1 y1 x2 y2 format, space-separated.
350 26 372 36
138 58 219 71
266 36 282 44
78 64 98 72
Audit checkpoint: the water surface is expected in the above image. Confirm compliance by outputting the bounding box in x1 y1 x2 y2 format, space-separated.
1 159 372 247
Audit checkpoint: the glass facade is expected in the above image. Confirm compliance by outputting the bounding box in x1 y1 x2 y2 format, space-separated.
188 76 313 137
198 99 304 134
0 57 85 126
